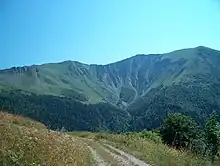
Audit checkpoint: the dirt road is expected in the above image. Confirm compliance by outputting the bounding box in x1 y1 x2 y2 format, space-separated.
85 139 150 166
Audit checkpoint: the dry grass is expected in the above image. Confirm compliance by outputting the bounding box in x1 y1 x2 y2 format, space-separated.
0 112 92 166
2 112 218 166
72 132 218 166
0 111 46 129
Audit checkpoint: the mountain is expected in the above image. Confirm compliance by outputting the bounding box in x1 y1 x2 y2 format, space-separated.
1 46 220 131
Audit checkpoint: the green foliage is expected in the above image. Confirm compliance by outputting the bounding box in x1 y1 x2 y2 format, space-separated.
0 47 220 132
131 73 220 130
74 132 217 166
0 90 130 132
138 130 162 144
160 113 200 149
1 46 220 165
204 114 220 158
160 113 220 162
1 46 220 106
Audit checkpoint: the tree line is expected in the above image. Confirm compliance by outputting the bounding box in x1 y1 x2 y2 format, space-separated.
0 90 130 132
160 113 220 161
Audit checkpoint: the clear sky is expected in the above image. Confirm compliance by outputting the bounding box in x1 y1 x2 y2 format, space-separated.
1 0 220 69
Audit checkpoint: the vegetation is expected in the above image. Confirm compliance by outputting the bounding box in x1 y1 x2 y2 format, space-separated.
73 131 218 166
1 47 220 133
1 46 220 165
0 112 92 166
72 112 220 165
0 46 220 106
130 73 220 130
0 90 130 132
1 71 220 133
160 113 200 149
204 114 220 159
1 112 219 166
1 72 220 133
135 130 162 144
160 113 220 161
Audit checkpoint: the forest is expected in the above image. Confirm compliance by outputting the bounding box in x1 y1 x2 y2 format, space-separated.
0 90 130 132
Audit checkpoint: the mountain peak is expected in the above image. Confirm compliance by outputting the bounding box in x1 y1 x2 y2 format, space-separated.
195 46 210 49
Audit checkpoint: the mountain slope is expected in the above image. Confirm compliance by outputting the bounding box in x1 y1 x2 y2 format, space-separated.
0 90 130 132
1 46 220 131
129 46 220 130
1 46 220 106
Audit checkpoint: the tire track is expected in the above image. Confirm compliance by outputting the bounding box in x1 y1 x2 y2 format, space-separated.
85 138 150 166
88 145 110 166
104 144 150 166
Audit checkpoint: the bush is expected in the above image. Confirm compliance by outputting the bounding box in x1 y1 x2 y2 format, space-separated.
160 113 200 149
138 130 162 144
204 114 220 159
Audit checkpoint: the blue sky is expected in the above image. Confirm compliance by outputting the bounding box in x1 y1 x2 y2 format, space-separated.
0 0 220 69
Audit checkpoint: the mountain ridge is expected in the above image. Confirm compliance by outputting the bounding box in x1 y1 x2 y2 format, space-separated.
1 45 212 69
1 46 220 131
0 46 219 106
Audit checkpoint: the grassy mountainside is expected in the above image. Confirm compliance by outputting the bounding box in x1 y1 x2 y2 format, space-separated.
1 46 219 106
129 46 220 129
130 73 220 130
0 46 220 131
0 112 92 166
0 61 102 103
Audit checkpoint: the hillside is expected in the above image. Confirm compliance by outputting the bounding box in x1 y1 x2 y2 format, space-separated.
1 46 220 131
2 46 219 105
0 112 92 166
0 91 130 132
1 112 217 166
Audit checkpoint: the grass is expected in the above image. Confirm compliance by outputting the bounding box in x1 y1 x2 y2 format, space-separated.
1 112 219 166
0 111 46 129
72 132 219 166
0 112 92 166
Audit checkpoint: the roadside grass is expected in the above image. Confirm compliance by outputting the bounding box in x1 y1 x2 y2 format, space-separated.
2 111 218 166
0 112 92 166
71 132 219 166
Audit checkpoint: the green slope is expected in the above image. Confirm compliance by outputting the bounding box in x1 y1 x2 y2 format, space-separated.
1 46 220 131
0 89 130 132
1 46 220 106
0 61 103 103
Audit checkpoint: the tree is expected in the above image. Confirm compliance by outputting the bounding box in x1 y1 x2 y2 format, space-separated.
160 113 199 149
204 114 220 159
